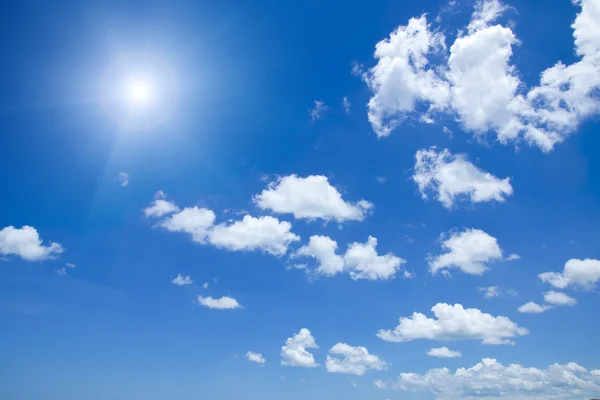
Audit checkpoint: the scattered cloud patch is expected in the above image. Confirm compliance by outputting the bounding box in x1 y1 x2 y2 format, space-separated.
54 267 67 276
518 301 552 314
309 100 329 121
392 357 600 399
343 97 351 114
479 286 500 298
426 346 462 358
281 328 319 368
144 194 180 218
377 303 528 345
197 296 241 310
246 351 266 364
376 176 387 184
539 258 600 290
429 228 504 275
0 226 64 261
118 172 129 187
544 290 577 307
161 206 216 243
254 175 373 222
413 147 513 208
172 273 193 286
325 343 388 376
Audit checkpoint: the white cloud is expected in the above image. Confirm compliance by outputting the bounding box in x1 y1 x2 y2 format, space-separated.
118 172 129 187
506 253 521 261
543 291 577 307
197 296 241 310
429 228 504 275
539 258 600 290
309 100 329 121
377 303 528 345
295 235 345 276
254 175 373 222
374 380 387 389
345 236 405 280
65 262 76 268
479 286 500 298
343 97 351 114
160 206 216 243
326 343 388 375
376 176 387 184
172 273 193 286
281 328 319 368
403 270 416 279
209 215 299 256
54 267 67 276
0 226 64 261
203 282 209 289
362 0 600 151
426 347 462 358
294 235 405 280
392 357 600 399
246 351 266 364
518 301 552 314
413 148 513 208
144 196 180 218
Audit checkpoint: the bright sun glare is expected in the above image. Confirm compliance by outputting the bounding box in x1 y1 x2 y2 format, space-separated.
126 79 153 105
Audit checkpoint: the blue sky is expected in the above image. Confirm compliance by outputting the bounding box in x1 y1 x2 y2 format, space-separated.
1 0 600 399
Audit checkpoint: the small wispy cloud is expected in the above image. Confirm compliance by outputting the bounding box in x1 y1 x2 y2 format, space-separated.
343 97 351 114
172 273 193 286
118 172 129 187
309 100 329 121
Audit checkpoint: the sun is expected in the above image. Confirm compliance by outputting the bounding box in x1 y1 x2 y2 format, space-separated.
126 78 154 106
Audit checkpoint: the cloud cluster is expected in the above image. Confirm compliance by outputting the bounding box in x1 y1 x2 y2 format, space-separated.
294 235 406 280
246 351 266 364
362 0 600 151
0 225 64 261
518 291 577 313
281 328 319 368
325 343 388 375
390 357 600 400
377 303 528 345
413 147 513 208
426 347 462 358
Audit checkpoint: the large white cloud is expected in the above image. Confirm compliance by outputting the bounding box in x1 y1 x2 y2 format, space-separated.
197 296 242 310
325 343 388 375
377 303 528 345
281 328 319 368
209 215 299 256
429 228 505 275
294 235 406 280
0 225 64 261
389 358 600 400
539 258 600 290
362 0 600 151
254 175 373 222
413 147 513 208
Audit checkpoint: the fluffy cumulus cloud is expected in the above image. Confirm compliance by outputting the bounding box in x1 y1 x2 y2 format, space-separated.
172 273 193 286
377 303 528 345
197 296 241 310
254 175 373 222
390 358 600 400
0 225 64 261
209 215 299 256
518 301 552 314
362 0 600 151
294 235 406 280
246 351 266 364
539 258 600 290
281 328 319 368
325 343 388 376
429 228 504 275
413 147 513 208
427 347 462 358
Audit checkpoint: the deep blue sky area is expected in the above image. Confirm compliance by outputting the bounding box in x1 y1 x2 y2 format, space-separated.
1 1 599 400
